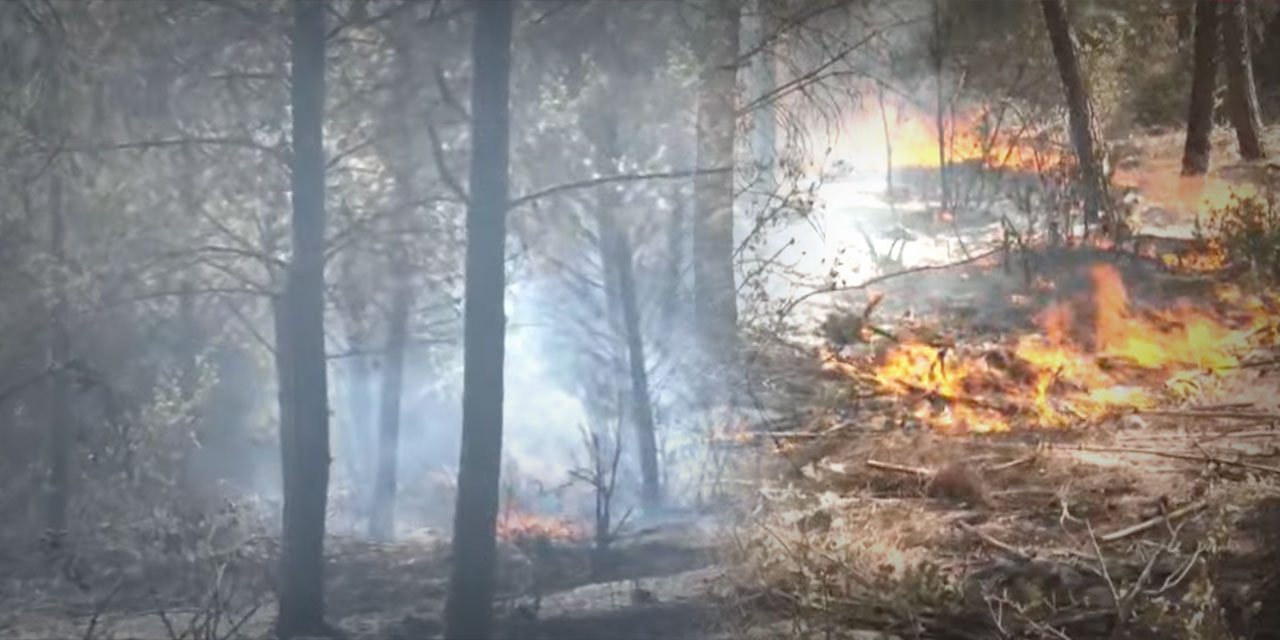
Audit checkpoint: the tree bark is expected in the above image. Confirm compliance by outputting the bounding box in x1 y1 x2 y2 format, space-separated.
276 1 332 637
601 214 661 508
1040 0 1111 230
661 194 684 334
932 0 951 213
442 0 513 638
44 149 71 538
1222 0 1266 161
41 45 72 539
1182 0 1221 176
368 265 410 542
747 0 777 195
693 0 740 360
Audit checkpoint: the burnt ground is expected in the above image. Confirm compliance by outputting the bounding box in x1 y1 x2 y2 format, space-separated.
0 514 731 639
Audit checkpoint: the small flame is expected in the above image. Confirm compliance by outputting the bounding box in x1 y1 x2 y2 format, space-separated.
496 502 583 542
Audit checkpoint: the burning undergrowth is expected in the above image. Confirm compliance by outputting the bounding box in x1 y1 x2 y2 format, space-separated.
823 263 1280 434
723 255 1280 640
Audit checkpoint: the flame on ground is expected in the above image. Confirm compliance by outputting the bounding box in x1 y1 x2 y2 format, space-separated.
1115 169 1259 224
834 264 1278 433
497 505 583 543
830 103 1066 174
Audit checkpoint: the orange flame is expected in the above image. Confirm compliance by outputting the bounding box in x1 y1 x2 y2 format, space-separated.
497 503 583 542
842 264 1275 433
832 103 1066 174
1115 169 1258 223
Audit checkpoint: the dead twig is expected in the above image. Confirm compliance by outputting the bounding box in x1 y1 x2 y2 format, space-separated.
1085 520 1124 635
778 247 1003 317
1067 444 1280 476
1099 500 1207 543
1136 409 1280 421
984 451 1038 472
956 521 1031 560
865 459 932 477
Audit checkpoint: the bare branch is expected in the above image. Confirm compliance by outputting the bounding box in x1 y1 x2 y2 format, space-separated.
509 168 730 211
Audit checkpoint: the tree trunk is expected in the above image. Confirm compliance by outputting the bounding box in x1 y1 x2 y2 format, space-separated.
693 0 740 360
1040 0 1111 230
932 0 951 213
368 266 410 542
442 0 513 638
661 194 684 334
1222 0 1266 161
601 215 661 508
747 0 777 195
1182 0 1221 176
44 154 71 538
42 48 72 539
276 1 332 637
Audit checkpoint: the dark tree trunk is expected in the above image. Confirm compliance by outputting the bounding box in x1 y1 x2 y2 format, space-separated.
1222 0 1266 161
1040 0 1111 230
1182 0 1221 176
661 194 684 334
932 0 951 212
602 215 661 508
276 1 332 637
693 0 740 359
442 0 513 638
368 265 410 542
44 155 71 538
41 50 72 539
747 0 777 195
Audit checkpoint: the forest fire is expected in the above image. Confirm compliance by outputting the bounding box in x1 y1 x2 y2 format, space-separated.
843 265 1277 433
1115 168 1259 222
496 505 583 543
837 103 1065 174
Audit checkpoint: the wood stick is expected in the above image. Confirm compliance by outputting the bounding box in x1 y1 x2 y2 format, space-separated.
1068 444 1280 475
1099 500 1207 543
985 452 1038 472
1137 409 1280 421
866 459 932 477
956 521 1031 559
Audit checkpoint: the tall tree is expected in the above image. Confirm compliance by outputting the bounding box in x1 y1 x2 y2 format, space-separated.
1039 0 1111 233
610 220 661 508
1222 0 1266 161
443 0 514 637
693 0 740 368
746 0 777 195
1182 0 1220 176
275 0 332 636
40 42 72 539
931 0 952 214
369 255 411 542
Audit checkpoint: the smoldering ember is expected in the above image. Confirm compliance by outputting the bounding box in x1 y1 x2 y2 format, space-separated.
5 0 1280 639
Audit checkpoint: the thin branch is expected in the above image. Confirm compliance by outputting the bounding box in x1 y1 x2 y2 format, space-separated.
424 120 469 205
778 247 1002 317
509 168 731 211
68 136 288 165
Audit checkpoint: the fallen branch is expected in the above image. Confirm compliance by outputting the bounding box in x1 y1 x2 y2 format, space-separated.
866 459 932 477
778 247 1003 317
1099 500 1207 543
956 521 1031 559
1136 409 1280 421
985 452 1038 472
1067 444 1280 475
